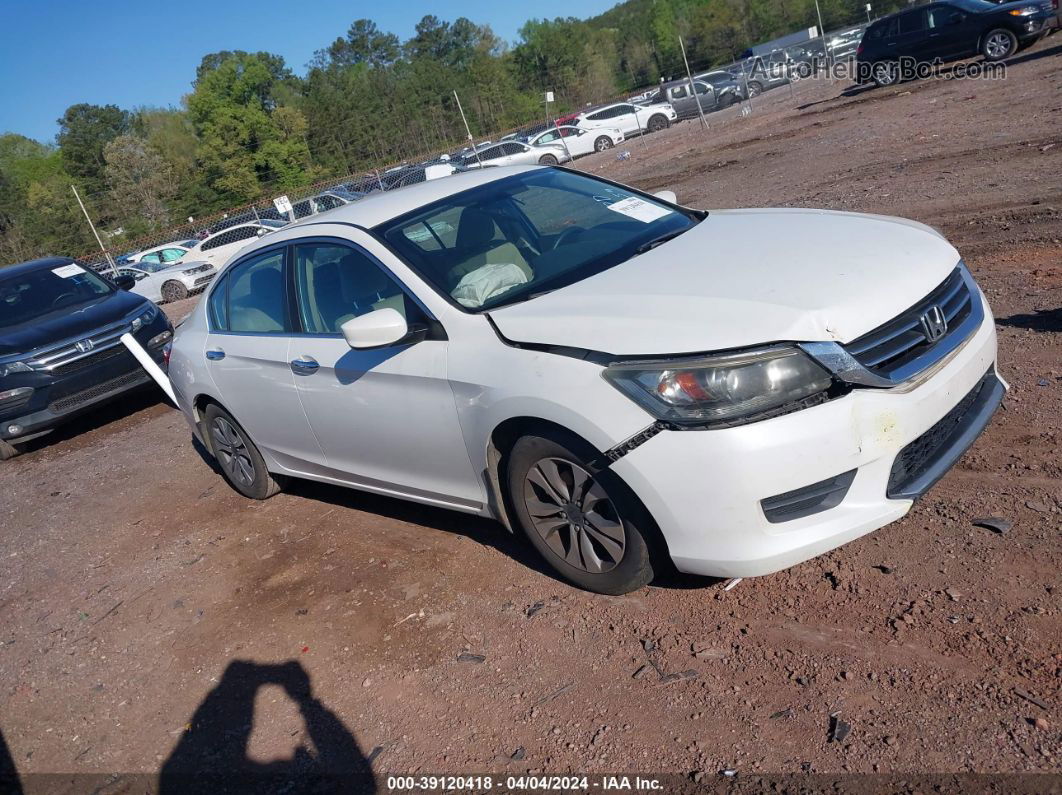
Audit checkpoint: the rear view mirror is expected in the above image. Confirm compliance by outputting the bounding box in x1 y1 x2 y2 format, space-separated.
653 190 678 204
341 308 424 349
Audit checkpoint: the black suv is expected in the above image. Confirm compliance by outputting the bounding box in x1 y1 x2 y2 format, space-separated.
0 257 173 459
857 0 1056 86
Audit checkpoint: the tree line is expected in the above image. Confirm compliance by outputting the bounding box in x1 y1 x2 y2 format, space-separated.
0 0 903 264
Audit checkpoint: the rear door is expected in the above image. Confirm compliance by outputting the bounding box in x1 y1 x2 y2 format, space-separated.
202 246 321 467
894 9 929 58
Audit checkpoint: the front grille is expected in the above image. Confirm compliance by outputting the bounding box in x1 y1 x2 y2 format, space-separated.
48 369 149 414
761 469 856 523
51 345 137 376
846 267 973 378
26 321 131 372
193 274 216 287
887 369 996 498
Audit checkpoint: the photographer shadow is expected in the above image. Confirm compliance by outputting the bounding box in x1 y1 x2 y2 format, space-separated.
159 659 376 794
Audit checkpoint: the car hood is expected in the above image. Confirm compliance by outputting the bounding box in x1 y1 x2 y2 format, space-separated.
0 288 149 359
488 208 961 356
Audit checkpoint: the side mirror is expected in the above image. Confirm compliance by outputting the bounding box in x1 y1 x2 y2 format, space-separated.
653 190 678 204
341 308 424 349
114 274 136 291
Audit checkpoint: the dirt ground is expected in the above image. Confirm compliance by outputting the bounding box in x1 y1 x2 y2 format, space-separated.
2 40 1060 792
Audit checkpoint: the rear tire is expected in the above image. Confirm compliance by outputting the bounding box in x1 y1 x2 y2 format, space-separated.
506 429 659 594
871 61 899 87
647 114 669 133
981 28 1018 61
161 280 188 303
203 404 283 500
538 153 559 165
594 135 613 152
0 439 21 461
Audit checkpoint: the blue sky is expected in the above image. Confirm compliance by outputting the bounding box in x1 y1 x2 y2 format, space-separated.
0 0 616 144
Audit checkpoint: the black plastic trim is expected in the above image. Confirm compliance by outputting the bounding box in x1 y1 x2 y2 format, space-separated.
886 369 1004 500
761 469 857 524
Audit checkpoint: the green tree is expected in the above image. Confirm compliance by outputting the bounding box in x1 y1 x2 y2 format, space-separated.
55 103 131 198
103 134 176 233
187 51 314 207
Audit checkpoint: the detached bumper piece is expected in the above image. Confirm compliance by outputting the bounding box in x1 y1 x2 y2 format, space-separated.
887 368 1004 500
761 469 857 524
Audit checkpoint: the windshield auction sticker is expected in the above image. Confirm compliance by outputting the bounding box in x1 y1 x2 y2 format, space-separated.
51 263 85 278
606 197 672 223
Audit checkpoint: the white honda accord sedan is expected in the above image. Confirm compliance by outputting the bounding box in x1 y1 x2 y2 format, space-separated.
168 166 1004 594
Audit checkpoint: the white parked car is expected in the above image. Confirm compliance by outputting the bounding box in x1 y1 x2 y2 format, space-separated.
576 101 677 137
127 240 198 265
169 166 1003 595
459 140 569 169
526 125 624 159
290 188 366 220
182 220 286 270
116 260 217 303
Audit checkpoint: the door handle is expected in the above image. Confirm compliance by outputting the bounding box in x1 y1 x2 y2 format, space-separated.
290 357 319 374
205 349 225 361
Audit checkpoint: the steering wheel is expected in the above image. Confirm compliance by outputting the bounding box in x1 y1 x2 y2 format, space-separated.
51 292 76 307
551 226 586 251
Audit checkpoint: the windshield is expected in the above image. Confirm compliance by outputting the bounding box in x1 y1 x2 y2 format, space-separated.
0 263 114 328
377 169 699 311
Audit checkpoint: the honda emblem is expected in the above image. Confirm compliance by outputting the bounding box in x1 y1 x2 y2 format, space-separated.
75 338 95 353
919 305 948 342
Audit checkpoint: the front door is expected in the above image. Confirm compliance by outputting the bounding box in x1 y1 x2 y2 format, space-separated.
284 236 483 509
202 246 321 467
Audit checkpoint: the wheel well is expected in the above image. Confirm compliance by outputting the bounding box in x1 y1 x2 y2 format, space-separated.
192 394 225 452
487 416 674 567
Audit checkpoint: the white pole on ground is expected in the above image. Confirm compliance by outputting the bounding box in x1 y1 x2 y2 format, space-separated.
631 104 651 154
120 333 176 404
71 184 116 276
454 90 483 168
678 35 708 130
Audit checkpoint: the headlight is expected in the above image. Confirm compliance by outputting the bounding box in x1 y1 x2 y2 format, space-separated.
129 303 159 331
1008 6 1038 14
603 345 833 426
0 361 33 378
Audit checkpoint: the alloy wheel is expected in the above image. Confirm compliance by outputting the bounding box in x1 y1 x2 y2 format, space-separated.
595 136 613 152
984 32 1013 59
211 417 255 487
522 457 626 574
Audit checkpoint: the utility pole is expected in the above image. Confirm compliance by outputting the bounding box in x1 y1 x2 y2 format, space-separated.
678 35 708 130
814 0 835 83
453 90 483 168
71 184 116 275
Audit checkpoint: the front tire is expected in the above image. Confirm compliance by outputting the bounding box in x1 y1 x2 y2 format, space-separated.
161 280 188 303
982 28 1018 61
203 404 283 500
538 153 559 165
646 114 669 133
506 430 658 594
746 81 763 97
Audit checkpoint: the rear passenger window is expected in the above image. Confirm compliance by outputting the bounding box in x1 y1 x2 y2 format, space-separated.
226 250 288 333
899 10 926 34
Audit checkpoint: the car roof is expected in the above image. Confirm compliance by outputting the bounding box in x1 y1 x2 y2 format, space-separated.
273 166 544 230
1 256 77 278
